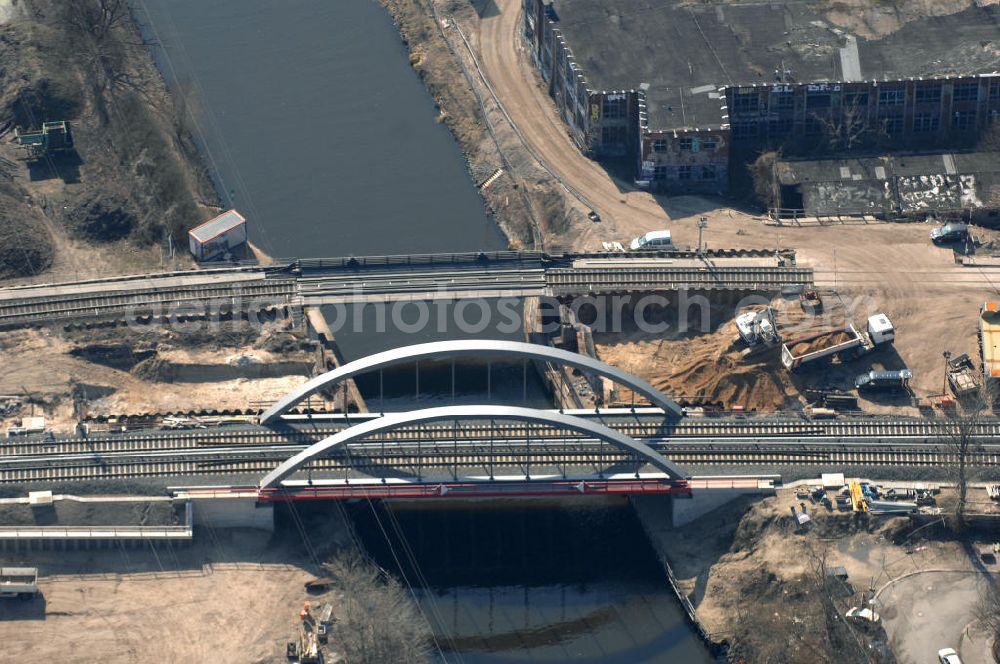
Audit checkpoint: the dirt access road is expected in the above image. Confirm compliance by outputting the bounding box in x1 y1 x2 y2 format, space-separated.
477 0 672 238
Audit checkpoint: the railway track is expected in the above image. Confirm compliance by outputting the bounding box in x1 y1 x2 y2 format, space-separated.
0 254 813 328
2 415 999 484
0 279 296 327
4 416 997 456
546 266 813 294
2 439 996 485
296 267 547 303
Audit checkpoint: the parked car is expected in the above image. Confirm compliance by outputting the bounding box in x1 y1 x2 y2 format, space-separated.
629 230 672 250
930 223 968 244
845 606 881 626
937 647 962 664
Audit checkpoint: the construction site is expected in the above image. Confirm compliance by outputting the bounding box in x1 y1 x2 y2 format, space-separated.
1 0 1000 662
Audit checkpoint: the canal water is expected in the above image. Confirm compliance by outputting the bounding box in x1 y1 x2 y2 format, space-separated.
134 0 507 258
349 499 715 663
135 0 710 659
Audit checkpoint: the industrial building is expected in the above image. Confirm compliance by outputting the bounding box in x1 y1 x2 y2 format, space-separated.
522 0 1000 202
771 152 1000 220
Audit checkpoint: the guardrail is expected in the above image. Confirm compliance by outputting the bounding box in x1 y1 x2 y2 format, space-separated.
295 251 544 271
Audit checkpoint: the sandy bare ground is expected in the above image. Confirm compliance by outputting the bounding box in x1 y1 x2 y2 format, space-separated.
0 322 314 430
594 224 1000 408
0 530 316 664
822 0 985 39
658 487 992 655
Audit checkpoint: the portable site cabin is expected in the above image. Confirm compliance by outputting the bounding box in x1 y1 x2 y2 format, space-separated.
0 567 38 598
188 209 247 261
14 121 73 160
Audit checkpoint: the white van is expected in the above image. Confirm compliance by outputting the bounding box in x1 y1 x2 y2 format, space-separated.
629 230 672 250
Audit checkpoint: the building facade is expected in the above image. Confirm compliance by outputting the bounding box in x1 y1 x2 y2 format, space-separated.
522 0 1000 199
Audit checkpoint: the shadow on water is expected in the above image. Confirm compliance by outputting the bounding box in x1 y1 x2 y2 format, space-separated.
346 499 715 663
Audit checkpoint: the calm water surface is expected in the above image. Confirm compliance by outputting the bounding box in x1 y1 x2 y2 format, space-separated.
135 0 506 258
350 500 715 663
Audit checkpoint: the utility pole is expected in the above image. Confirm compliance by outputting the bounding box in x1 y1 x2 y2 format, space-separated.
943 350 952 397
697 217 707 256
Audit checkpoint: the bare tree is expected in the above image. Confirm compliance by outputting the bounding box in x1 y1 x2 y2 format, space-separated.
804 542 873 664
818 97 873 152
974 578 1000 654
59 0 130 44
748 150 780 211
945 385 992 532
323 551 433 664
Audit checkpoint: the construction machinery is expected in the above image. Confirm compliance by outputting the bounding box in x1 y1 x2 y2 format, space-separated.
781 313 895 371
295 603 321 664
800 290 823 314
947 353 979 397
855 369 912 392
13 121 73 160
848 480 870 513
735 307 780 356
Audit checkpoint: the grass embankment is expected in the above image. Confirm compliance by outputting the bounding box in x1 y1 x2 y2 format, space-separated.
0 0 217 280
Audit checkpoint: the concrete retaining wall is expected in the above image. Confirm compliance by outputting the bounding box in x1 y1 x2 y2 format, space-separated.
192 497 274 531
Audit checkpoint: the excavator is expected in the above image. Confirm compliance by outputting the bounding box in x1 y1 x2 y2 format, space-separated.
736 307 780 358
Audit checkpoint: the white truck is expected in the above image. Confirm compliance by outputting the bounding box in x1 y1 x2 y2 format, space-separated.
781 314 895 371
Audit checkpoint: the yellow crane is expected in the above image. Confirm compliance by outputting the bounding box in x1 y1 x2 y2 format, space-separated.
849 481 869 513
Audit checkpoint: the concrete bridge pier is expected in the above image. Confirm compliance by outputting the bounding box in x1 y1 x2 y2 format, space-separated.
190 495 274 531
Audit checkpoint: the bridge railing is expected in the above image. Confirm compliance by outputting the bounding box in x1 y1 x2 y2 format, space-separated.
295 251 545 271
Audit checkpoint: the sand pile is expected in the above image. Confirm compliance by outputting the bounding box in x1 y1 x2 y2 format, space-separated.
597 319 797 411
787 330 853 356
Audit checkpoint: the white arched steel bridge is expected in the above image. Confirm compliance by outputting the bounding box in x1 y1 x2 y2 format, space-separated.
259 339 684 424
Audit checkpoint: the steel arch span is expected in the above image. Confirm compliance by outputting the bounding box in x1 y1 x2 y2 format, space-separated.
259 340 683 424
258 405 686 489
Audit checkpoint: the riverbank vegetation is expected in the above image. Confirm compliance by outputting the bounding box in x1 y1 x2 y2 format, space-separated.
0 0 216 280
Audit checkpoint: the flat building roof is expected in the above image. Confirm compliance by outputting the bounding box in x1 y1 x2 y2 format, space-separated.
548 0 1000 131
188 209 246 244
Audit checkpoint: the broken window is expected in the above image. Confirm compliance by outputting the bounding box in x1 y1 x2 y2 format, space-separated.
678 165 692 180
843 92 869 108
653 165 668 180
771 91 794 111
700 139 718 151
806 93 831 111
878 88 905 106
953 82 980 102
768 118 793 136
804 116 823 135
731 121 759 139
653 139 668 153
914 84 942 104
601 96 627 120
952 111 976 130
601 125 626 145
913 112 940 132
732 92 759 114
990 81 1000 101
880 114 903 135
679 137 694 151
701 165 716 180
